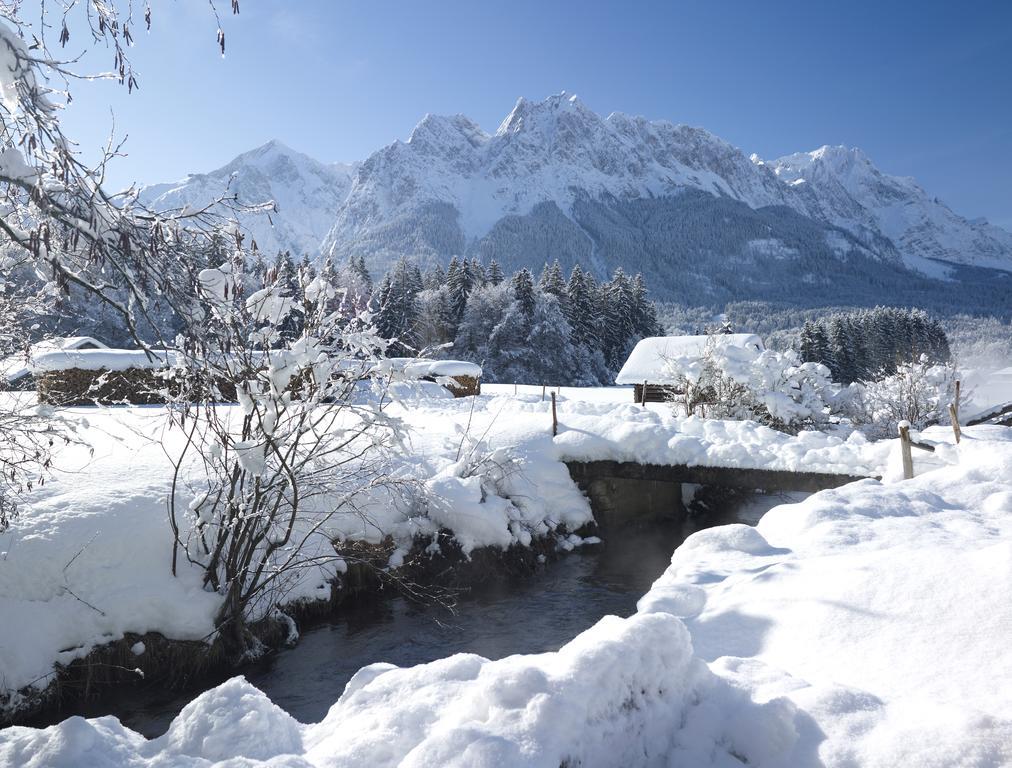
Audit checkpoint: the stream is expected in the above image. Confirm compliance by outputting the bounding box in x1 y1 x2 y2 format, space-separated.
31 496 782 738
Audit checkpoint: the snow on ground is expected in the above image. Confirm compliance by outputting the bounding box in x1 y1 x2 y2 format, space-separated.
640 423 1012 766
0 385 895 710
3 424 1010 766
0 384 925 755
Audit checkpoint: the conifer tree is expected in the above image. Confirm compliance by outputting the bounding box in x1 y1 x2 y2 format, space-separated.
374 257 422 354
423 264 446 291
350 255 373 293
565 265 599 348
512 269 537 317
538 260 567 299
487 259 505 286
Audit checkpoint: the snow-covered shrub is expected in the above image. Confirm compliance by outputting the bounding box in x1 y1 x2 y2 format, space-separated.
168 257 406 653
842 357 960 437
664 339 837 433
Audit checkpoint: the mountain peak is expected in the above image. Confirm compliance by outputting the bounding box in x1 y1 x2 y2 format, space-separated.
495 92 593 137
408 113 489 150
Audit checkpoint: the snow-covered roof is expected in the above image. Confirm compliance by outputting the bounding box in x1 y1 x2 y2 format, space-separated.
2 337 111 382
48 336 108 351
375 358 482 380
30 349 175 373
404 360 482 379
615 334 764 385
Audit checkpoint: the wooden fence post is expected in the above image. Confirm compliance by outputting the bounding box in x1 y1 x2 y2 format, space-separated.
948 403 962 444
949 380 962 444
641 380 648 406
898 422 914 480
542 383 546 402
551 392 558 437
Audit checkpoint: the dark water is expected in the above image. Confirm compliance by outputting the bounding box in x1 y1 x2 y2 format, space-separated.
36 501 773 737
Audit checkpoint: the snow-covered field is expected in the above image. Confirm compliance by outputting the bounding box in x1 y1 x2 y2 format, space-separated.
3 386 1008 766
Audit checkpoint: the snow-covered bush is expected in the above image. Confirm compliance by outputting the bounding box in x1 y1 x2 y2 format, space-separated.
167 256 406 653
664 339 837 433
842 357 960 437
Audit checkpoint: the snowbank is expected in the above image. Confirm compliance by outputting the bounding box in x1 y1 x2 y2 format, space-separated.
7 427 1009 765
3 393 1007 765
554 401 890 476
0 613 804 767
639 424 1012 765
0 387 897 724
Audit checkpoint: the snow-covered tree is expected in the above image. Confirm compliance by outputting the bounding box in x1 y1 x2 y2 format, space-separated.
842 357 961 437
486 258 505 286
538 260 567 300
664 337 838 433
564 264 599 349
511 268 537 317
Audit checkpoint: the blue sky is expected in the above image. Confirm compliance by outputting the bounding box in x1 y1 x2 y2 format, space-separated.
62 0 1012 228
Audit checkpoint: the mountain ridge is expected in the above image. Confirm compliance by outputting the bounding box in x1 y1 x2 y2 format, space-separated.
139 94 1012 312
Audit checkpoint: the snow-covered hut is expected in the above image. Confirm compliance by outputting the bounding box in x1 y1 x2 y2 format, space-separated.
2 336 109 388
616 334 764 402
374 358 483 397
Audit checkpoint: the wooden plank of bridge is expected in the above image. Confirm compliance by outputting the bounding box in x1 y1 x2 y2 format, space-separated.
967 402 1012 427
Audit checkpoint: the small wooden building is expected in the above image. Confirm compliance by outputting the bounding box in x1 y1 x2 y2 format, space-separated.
616 334 764 403
378 359 483 397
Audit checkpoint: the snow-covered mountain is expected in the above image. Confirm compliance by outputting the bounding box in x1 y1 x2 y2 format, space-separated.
762 145 1012 276
141 95 1011 310
141 140 356 257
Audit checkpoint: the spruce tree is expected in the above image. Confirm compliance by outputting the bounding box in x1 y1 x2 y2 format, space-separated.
423 264 446 291
512 269 537 317
599 268 635 370
629 273 660 338
565 264 599 349
487 259 505 286
538 260 567 298
374 258 422 355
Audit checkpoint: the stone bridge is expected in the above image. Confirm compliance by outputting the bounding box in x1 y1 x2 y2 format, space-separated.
565 460 874 529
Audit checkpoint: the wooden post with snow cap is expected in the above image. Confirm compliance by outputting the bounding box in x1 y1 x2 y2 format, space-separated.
551 392 558 437
950 380 962 444
542 384 546 402
949 403 962 444
898 421 914 480
641 380 648 406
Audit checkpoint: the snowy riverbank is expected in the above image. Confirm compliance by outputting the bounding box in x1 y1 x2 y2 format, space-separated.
3 423 1009 765
2 385 903 727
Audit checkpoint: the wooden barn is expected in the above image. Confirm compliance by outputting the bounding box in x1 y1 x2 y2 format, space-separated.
615 334 764 403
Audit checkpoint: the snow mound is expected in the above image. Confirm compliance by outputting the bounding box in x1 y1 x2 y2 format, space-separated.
0 613 805 767
554 403 890 476
642 424 1012 765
